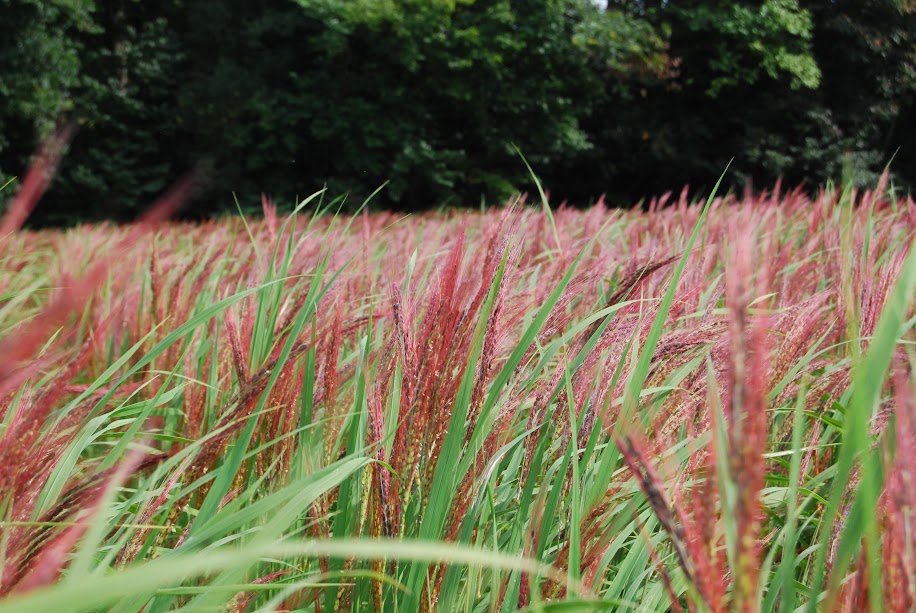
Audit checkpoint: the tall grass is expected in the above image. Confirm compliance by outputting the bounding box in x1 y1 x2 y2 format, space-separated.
0 170 913 611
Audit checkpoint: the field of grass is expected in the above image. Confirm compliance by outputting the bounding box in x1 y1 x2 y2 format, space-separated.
0 165 914 611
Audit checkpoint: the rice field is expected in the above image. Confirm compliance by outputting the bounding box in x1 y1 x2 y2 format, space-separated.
0 165 914 611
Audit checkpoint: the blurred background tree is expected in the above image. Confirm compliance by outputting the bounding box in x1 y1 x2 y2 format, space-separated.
0 0 92 194
0 0 913 224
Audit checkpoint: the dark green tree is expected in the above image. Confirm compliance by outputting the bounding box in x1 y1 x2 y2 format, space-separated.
174 0 313 214
45 0 187 224
0 0 93 198
595 0 915 197
168 0 669 211
581 0 824 198
1 0 913 222
800 0 916 187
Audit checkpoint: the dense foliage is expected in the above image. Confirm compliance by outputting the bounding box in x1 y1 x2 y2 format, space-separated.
0 0 914 222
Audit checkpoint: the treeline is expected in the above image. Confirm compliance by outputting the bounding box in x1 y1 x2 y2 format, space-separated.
1 0 914 224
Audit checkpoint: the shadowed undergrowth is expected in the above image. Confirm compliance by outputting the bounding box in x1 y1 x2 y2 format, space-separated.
0 166 914 611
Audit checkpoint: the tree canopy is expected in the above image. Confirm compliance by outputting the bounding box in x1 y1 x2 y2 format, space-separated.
1 0 913 224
